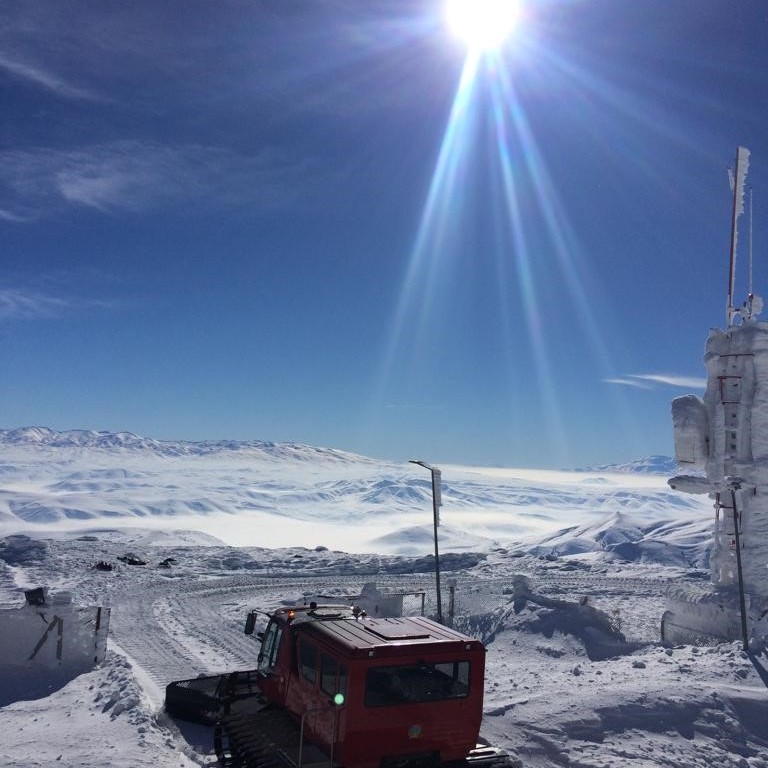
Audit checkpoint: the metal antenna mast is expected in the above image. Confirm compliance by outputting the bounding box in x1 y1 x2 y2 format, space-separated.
749 187 754 298
727 147 751 326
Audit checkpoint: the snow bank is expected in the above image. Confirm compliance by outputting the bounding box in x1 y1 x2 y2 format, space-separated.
482 601 768 768
0 651 200 768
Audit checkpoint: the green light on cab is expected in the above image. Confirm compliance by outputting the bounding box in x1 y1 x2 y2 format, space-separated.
333 693 345 706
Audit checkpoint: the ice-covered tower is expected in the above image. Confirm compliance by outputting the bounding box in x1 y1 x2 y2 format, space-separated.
667 148 768 650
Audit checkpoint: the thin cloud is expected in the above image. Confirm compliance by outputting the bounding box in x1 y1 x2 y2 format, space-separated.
0 208 30 222
0 289 71 320
0 141 312 219
0 288 115 320
631 373 707 389
0 53 98 100
603 377 654 390
604 373 706 390
0 1 423 121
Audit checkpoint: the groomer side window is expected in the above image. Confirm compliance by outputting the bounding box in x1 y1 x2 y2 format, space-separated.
300 640 318 684
365 661 470 707
320 652 348 699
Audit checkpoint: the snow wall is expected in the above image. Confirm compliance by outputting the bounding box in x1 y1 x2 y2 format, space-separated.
671 319 768 645
0 589 110 706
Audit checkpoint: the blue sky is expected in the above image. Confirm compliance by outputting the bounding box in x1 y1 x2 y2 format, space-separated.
1 0 767 468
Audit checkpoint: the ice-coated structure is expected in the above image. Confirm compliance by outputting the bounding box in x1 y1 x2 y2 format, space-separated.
0 587 110 706
667 148 768 650
669 318 768 649
701 322 768 591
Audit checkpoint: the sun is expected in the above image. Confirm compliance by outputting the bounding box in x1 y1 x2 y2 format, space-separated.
444 0 522 53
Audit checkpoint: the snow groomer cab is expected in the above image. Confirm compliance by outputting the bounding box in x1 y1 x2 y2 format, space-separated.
237 603 491 768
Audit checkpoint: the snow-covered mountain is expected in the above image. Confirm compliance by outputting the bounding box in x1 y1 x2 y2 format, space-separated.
581 455 679 474
0 426 372 463
0 427 712 563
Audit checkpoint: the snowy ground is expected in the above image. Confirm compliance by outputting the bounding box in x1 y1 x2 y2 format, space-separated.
0 429 766 767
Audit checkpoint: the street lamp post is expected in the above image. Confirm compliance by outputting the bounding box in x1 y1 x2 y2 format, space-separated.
409 460 443 624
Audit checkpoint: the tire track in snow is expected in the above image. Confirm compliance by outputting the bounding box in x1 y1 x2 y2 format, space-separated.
107 569 673 691
105 575 429 689
152 593 260 671
108 589 209 687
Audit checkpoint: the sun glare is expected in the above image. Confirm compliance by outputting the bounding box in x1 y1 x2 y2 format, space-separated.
445 0 521 53
370 0 627 469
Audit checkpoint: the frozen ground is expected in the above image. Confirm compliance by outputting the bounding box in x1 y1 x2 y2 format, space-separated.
0 429 766 767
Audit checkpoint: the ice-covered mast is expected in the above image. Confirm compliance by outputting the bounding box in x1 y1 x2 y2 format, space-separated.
727 146 751 326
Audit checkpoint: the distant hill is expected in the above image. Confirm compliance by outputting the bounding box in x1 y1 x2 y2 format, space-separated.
580 455 678 475
0 428 710 558
0 426 373 464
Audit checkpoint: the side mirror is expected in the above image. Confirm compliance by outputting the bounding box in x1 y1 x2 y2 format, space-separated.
244 611 257 635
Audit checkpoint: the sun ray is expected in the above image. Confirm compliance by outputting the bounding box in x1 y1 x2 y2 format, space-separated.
492 61 615 377
365 5 653 464
486 65 570 463
369 53 481 406
487 52 648 457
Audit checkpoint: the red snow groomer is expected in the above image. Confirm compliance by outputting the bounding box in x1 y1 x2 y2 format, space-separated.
166 603 512 768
